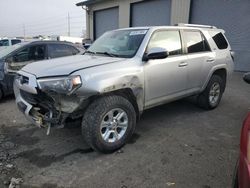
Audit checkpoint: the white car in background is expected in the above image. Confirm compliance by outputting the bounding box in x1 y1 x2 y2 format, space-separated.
0 38 22 50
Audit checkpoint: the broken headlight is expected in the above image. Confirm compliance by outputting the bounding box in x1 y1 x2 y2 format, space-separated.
37 75 82 95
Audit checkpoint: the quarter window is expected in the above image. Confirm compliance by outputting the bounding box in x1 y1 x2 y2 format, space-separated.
147 30 182 56
212 32 228 50
184 31 210 54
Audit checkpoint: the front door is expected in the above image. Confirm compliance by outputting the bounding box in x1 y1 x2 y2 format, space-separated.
5 44 46 92
144 30 188 108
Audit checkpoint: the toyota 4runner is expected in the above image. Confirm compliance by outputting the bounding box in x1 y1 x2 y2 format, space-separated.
12 24 234 153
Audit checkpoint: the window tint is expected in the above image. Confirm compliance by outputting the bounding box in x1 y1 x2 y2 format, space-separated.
147 30 182 56
184 31 210 54
14 45 46 62
48 44 75 58
212 32 228 49
0 39 9 46
11 39 21 45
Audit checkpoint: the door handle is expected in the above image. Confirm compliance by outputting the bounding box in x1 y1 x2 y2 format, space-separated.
178 62 188 67
206 58 215 62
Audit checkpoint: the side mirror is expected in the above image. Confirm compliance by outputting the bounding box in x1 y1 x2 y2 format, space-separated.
243 72 250 84
143 47 169 61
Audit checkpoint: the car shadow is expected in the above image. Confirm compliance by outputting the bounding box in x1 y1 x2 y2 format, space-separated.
0 94 15 103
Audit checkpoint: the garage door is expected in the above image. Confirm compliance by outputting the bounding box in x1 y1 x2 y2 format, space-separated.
190 0 250 71
94 7 119 39
131 0 171 27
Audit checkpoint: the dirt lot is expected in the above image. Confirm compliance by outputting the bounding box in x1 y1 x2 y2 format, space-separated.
0 72 249 188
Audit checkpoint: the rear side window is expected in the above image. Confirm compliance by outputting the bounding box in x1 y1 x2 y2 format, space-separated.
48 44 75 58
184 31 210 54
11 39 21 45
147 30 182 56
212 32 228 49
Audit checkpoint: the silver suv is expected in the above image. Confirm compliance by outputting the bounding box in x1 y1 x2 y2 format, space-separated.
13 24 234 153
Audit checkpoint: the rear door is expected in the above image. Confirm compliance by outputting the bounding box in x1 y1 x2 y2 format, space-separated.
144 29 188 108
47 44 79 59
183 30 214 90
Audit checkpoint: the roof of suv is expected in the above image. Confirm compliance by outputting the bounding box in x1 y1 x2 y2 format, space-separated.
117 24 223 32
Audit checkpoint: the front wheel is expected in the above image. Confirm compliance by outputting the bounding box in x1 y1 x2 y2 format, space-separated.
197 75 224 110
82 95 136 153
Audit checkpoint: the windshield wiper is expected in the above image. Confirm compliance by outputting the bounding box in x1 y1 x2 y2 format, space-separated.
95 51 119 57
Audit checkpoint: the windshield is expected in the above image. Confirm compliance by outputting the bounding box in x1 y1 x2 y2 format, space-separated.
0 39 9 47
87 29 148 58
0 43 26 59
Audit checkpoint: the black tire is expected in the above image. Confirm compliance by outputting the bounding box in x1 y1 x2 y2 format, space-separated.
197 75 224 110
232 159 239 188
82 95 136 153
0 86 3 101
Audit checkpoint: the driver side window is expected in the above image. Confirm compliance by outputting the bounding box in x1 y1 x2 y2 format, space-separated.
147 30 182 56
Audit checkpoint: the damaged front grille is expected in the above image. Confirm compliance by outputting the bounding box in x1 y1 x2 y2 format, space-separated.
20 90 38 105
20 89 54 107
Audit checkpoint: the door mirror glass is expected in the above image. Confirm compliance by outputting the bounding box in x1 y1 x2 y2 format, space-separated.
143 47 169 61
243 72 250 84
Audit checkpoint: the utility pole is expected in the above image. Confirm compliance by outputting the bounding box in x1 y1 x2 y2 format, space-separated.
23 24 26 40
68 13 71 36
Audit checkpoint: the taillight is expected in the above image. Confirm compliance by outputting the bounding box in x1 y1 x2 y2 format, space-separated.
240 113 250 162
230 50 235 62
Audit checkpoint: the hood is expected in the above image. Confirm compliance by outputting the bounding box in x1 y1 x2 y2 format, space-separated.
22 54 125 78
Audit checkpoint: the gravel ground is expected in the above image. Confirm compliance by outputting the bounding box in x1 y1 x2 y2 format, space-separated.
0 72 249 188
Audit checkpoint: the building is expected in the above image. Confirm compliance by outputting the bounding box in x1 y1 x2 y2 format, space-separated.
76 0 250 71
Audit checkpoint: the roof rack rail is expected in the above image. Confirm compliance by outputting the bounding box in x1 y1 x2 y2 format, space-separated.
176 23 217 29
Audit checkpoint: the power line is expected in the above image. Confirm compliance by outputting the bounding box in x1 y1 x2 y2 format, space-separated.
0 12 86 37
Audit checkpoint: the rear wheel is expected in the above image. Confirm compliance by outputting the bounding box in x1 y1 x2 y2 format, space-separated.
197 75 224 110
82 95 136 153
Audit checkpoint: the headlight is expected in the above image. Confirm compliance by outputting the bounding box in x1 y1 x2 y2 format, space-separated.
37 75 82 95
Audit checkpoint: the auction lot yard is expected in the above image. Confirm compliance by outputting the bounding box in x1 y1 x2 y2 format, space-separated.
0 72 249 188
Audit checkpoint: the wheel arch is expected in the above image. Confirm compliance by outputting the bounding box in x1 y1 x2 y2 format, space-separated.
202 66 227 92
88 88 141 122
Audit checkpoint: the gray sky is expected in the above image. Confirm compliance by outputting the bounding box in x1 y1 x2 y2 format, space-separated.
0 0 86 38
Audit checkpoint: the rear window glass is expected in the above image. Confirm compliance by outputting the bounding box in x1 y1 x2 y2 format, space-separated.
212 32 228 49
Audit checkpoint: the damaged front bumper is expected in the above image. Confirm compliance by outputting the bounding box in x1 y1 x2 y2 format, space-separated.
14 71 65 130
14 71 88 132
14 72 44 127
